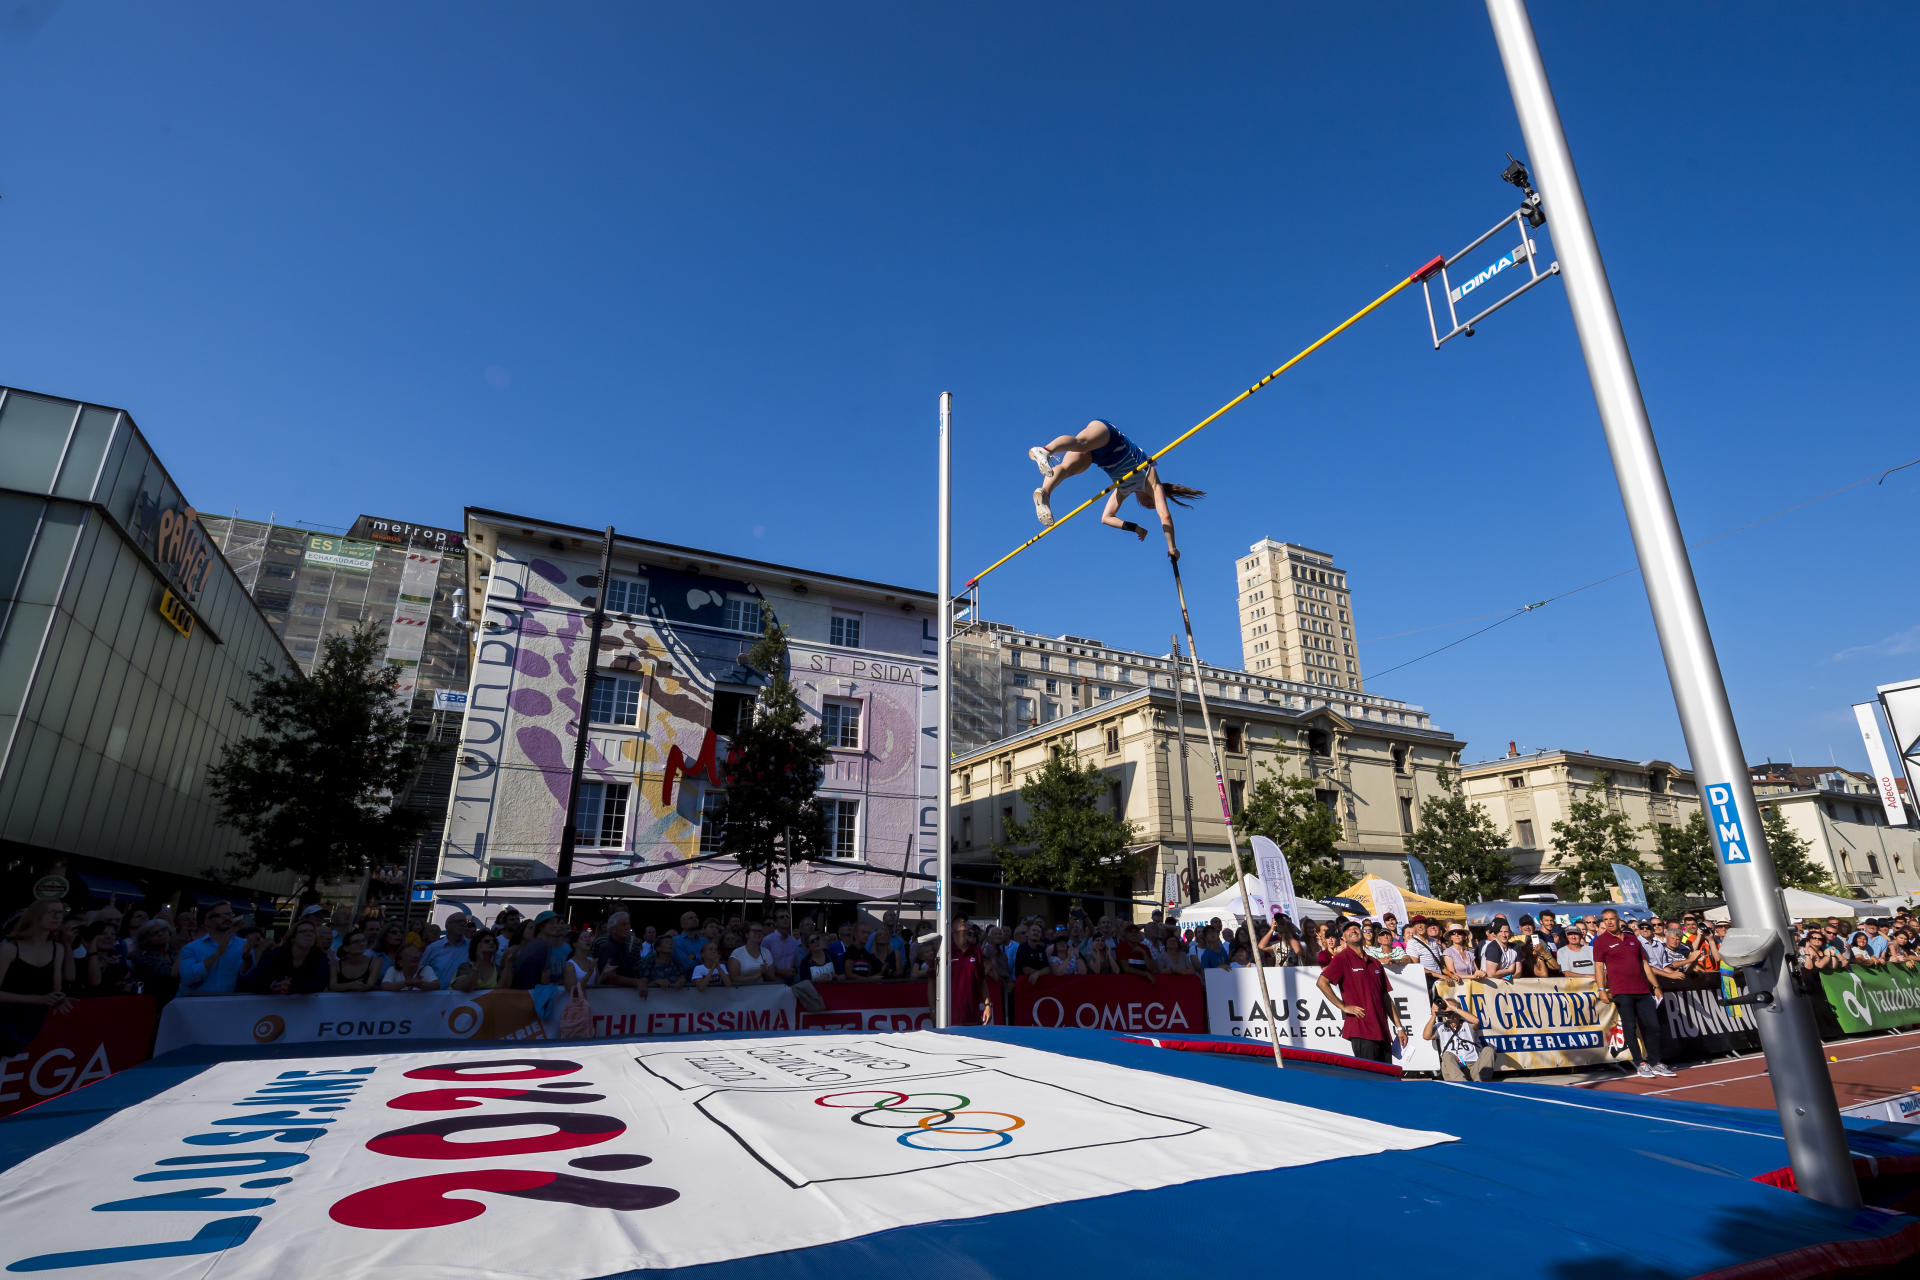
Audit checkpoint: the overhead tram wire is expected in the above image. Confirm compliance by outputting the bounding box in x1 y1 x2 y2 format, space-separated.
959 253 1448 597
1365 452 1920 685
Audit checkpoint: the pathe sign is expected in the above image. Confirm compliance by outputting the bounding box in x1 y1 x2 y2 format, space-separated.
153 504 215 598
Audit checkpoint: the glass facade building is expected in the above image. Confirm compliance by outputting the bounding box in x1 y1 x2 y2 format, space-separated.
0 384 298 903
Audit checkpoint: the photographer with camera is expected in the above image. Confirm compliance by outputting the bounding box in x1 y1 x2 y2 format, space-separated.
1423 990 1494 1081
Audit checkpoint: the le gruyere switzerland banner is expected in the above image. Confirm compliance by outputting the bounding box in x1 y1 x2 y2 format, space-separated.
0 1033 1455 1276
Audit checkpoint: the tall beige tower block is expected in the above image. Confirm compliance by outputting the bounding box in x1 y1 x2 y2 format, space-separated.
1236 539 1363 692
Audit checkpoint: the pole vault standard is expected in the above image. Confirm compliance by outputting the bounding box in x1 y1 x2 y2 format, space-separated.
936 391 954 1029
1486 0 1858 1208
1170 558 1284 1070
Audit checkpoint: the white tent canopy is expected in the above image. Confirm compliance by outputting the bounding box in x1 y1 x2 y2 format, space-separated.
1704 887 1887 923
1171 874 1336 927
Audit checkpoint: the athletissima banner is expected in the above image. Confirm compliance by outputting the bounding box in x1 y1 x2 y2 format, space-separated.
0 996 159 1118
796 981 934 1033
0 1033 1456 1275
154 987 796 1055
1204 967 1439 1072
1821 964 1920 1034
1012 973 1206 1034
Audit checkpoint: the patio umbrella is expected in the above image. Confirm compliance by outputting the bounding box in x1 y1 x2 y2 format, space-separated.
589 881 670 899
676 882 760 902
1318 896 1367 916
874 886 973 907
792 886 869 903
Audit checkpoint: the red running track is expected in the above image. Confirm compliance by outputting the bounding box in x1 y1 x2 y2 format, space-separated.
1586 1028 1920 1112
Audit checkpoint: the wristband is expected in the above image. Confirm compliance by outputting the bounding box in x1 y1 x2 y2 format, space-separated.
1120 521 1145 535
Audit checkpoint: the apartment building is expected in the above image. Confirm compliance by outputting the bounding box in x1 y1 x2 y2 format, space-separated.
1458 749 1701 888
1235 539 1363 691
1748 762 1920 900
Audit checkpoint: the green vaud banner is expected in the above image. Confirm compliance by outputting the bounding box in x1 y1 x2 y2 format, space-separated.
1820 965 1920 1034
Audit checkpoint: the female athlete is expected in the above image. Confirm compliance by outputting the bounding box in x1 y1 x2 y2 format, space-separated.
1028 420 1205 561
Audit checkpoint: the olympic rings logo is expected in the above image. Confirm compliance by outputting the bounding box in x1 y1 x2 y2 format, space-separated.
814 1090 1026 1152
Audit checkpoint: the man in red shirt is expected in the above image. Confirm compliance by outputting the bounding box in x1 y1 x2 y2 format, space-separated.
932 917 989 1027
1315 920 1405 1063
1592 907 1674 1079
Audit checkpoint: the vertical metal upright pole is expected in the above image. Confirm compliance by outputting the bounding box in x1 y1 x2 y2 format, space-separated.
936 392 954 1028
1486 0 1857 1208
1170 560 1283 1069
1168 636 1202 903
555 524 616 921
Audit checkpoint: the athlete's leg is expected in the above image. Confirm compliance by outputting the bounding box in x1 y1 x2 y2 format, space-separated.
1042 420 1113 457
1038 450 1090 499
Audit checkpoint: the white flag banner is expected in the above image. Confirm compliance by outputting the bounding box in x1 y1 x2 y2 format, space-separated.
1857 700 1910 826
1250 836 1298 924
1368 878 1409 928
1880 679 1920 827
0 1033 1455 1276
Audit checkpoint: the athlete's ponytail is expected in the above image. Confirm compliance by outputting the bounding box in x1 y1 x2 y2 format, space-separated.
1160 482 1207 507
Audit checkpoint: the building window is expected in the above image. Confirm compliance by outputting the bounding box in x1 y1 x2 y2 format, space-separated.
1039 654 1051 671
699 790 728 853
1224 723 1243 753
1109 780 1125 813
712 689 754 739
1105 726 1120 754
575 782 630 848
1015 697 1034 723
724 597 763 634
1509 776 1524 789
1229 779 1245 815
1316 789 1339 821
1307 728 1331 757
821 698 861 749
1012 672 1029 686
604 577 649 615
1515 818 1535 848
1400 795 1415 833
1045 679 1057 693
1392 745 1409 775
822 799 859 859
1096 685 1111 700
960 815 973 847
1867 853 1881 876
830 612 862 647
589 674 643 726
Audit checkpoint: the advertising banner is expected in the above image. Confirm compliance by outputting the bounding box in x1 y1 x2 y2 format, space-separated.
1653 972 1762 1063
0 995 158 1118
796 981 933 1033
303 533 378 572
1879 678 1920 824
154 986 796 1055
1820 965 1920 1034
1438 977 1620 1071
1855 701 1910 826
1250 836 1298 925
1407 855 1431 898
383 551 441 701
0 1033 1455 1277
1367 877 1409 927
1611 863 1649 910
1013 973 1206 1035
1205 966 1439 1072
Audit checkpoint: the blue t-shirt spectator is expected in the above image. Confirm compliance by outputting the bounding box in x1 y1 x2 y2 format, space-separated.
1866 933 1891 959
421 934 472 988
672 931 705 975
179 931 248 995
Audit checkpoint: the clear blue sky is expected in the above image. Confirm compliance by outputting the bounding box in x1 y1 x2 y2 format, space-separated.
3 3 1915 773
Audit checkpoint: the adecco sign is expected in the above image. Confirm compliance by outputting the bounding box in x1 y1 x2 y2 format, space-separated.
1014 974 1205 1033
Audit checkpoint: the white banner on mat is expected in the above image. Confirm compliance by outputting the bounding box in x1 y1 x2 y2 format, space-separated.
1205 965 1440 1072
0 1033 1455 1276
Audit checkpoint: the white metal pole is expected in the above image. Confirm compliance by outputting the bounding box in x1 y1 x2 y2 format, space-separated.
1486 0 1858 1208
936 392 954 1028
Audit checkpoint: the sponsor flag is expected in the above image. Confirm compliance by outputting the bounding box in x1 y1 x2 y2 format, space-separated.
1407 855 1431 897
1856 701 1910 826
1879 678 1920 827
1611 863 1648 910
1249 836 1296 923
1367 877 1409 927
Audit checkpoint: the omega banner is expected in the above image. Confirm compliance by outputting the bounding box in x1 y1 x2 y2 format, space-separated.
1 996 159 1118
154 987 796 1055
1012 974 1207 1035
1205 967 1441 1072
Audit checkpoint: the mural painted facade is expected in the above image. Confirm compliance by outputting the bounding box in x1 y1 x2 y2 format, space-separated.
432 511 937 919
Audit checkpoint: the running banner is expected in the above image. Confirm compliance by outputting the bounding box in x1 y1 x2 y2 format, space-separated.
1821 965 1920 1034
153 987 796 1055
0 1033 1456 1276
1012 973 1206 1035
0 995 158 1118
1205 966 1439 1072
1654 972 1762 1062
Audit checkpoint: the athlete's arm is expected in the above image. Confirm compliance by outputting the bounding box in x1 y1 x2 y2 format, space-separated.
1101 491 1147 540
1152 478 1178 560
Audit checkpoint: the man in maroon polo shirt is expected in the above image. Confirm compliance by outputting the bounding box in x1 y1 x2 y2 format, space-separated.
932 916 989 1026
1592 907 1674 1079
1315 920 1405 1063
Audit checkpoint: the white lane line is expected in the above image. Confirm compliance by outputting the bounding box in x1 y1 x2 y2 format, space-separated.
1443 1082 1783 1139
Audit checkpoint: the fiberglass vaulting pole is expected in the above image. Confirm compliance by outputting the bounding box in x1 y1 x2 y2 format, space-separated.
936 392 954 1029
1486 0 1858 1208
1169 558 1283 1070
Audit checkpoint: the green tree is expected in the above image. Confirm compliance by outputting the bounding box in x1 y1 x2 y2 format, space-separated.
1548 771 1650 902
718 617 829 909
1230 772 1347 900
1404 767 1512 904
1651 811 1717 912
1758 804 1846 895
996 747 1145 898
210 622 425 891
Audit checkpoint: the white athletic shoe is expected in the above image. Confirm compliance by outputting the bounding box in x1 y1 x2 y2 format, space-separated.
1032 488 1054 527
1635 1062 1658 1079
1650 1063 1677 1077
1028 446 1056 478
